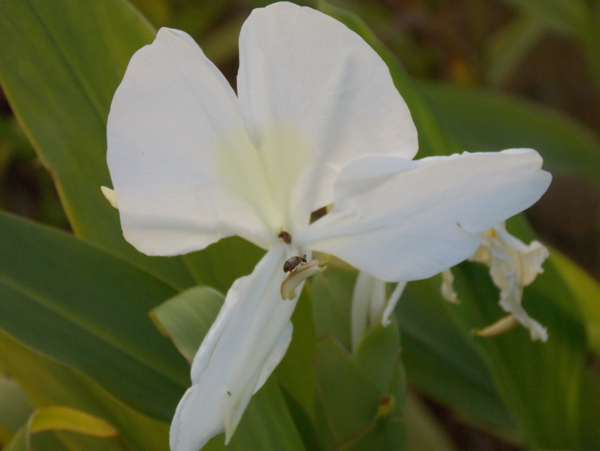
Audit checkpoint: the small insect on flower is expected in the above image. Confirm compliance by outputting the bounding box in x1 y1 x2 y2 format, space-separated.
283 255 307 273
278 230 292 244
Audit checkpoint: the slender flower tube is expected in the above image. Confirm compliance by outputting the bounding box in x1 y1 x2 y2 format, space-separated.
106 3 551 450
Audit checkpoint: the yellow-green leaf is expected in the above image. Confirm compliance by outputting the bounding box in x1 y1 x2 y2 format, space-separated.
3 406 119 451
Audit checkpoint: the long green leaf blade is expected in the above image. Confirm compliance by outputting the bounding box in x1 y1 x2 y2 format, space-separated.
446 217 587 448
420 82 600 183
0 212 189 421
0 0 195 289
0 330 170 451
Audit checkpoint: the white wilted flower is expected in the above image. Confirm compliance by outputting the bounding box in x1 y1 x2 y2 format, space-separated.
471 223 550 341
440 223 549 341
106 3 551 450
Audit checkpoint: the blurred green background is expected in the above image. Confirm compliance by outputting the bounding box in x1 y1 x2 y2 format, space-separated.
1 0 599 450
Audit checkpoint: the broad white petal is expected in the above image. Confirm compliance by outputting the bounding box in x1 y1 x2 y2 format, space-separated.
237 2 418 230
170 244 301 451
108 28 275 255
298 149 551 281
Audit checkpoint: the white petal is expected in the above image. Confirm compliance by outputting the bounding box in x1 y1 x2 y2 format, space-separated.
298 149 551 282
170 244 300 451
237 2 417 230
108 28 275 256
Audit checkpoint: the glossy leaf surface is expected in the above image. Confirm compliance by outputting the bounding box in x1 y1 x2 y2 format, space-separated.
0 0 195 289
0 212 189 421
0 330 170 451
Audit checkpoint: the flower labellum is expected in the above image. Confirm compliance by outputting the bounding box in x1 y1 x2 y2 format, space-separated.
106 2 551 450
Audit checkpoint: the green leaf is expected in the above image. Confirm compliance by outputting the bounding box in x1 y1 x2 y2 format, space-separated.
170 0 231 39
11 406 120 448
580 370 600 449
222 380 306 451
311 266 357 351
150 286 225 363
183 237 265 295
447 217 587 448
502 0 588 39
310 260 406 450
150 285 306 451
275 288 318 424
2 427 27 451
315 336 406 450
486 14 545 87
405 392 457 451
549 248 600 354
398 278 516 430
420 82 600 183
399 218 589 449
315 337 382 444
344 417 406 451
354 321 401 395
0 0 196 289
0 375 32 434
0 212 189 421
128 0 171 28
0 329 170 451
199 15 246 67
